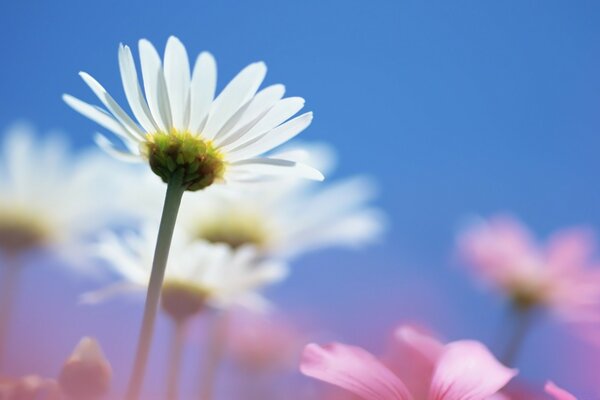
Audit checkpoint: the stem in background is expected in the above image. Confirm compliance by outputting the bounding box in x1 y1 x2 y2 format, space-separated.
199 312 230 400
501 304 536 367
166 319 187 400
125 172 186 400
0 256 21 370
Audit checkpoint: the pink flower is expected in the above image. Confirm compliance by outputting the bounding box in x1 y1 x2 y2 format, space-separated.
300 325 516 400
227 310 306 372
457 215 600 333
544 381 577 400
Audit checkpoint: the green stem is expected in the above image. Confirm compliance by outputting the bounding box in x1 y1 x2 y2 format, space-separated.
501 304 536 367
166 319 187 400
199 312 229 400
125 172 186 400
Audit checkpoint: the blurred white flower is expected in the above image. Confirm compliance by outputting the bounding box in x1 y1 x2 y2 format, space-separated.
81 224 287 314
64 36 322 191
0 123 136 258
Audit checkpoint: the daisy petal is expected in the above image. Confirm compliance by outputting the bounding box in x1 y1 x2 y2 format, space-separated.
203 62 267 140
163 36 191 131
63 94 133 142
224 96 305 149
139 39 172 132
189 52 217 133
118 44 159 133
94 134 141 163
227 112 313 161
301 343 413 400
214 84 286 146
230 157 324 181
79 282 144 304
78 72 144 141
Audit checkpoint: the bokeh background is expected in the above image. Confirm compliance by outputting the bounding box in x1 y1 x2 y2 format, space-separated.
1 0 600 397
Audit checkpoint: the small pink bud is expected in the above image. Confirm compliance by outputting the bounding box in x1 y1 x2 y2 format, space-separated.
58 337 112 399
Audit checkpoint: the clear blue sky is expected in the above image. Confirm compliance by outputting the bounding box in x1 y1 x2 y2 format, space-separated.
1 0 600 397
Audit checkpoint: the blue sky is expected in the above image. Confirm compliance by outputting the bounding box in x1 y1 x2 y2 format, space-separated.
1 0 600 396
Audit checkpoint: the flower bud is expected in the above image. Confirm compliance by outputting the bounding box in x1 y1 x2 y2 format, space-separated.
58 337 112 399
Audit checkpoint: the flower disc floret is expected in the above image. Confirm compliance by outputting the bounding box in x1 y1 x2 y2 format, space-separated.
141 131 225 191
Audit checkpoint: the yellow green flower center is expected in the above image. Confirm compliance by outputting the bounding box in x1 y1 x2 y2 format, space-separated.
0 211 49 254
161 280 210 321
141 130 225 191
196 212 270 249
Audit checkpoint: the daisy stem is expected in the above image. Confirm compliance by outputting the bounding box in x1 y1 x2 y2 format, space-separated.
0 256 21 370
199 311 229 400
166 319 187 400
126 171 186 400
501 304 536 367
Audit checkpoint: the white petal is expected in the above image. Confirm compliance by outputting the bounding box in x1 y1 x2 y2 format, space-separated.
214 84 286 147
229 157 324 181
163 36 191 131
227 112 313 161
203 62 267 140
118 44 159 133
222 96 304 149
94 133 141 162
139 39 172 131
79 282 144 304
63 94 135 142
189 52 217 133
78 72 144 141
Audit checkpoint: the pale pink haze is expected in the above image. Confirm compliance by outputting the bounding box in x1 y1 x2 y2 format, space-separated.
545 382 577 400
300 325 517 400
228 310 306 372
458 215 600 340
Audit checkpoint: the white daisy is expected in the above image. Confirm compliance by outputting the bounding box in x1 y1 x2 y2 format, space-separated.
64 36 323 191
82 224 288 316
0 123 135 258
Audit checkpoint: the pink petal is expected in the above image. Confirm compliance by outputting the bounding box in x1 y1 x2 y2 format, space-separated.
545 381 577 400
383 325 444 400
301 342 414 400
457 215 541 288
546 229 596 273
428 340 517 400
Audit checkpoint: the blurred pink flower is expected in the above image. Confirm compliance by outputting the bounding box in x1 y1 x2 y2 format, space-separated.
544 381 577 400
227 310 306 372
457 215 600 338
300 325 516 400
0 375 60 400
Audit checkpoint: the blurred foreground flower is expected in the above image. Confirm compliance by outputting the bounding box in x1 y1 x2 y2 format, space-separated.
457 215 600 360
301 325 516 400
